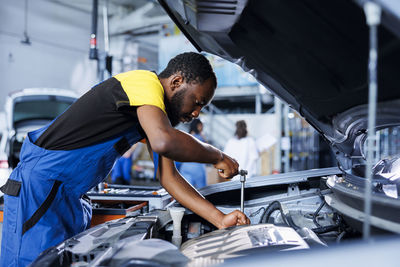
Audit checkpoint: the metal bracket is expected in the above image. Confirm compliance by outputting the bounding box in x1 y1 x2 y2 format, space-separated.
287 183 300 196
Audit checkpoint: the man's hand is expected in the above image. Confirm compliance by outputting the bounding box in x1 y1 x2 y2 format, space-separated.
214 152 239 179
218 210 250 229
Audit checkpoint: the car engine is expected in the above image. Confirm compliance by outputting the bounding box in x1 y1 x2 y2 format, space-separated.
31 167 374 267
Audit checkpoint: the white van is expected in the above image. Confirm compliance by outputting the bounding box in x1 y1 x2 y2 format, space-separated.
0 88 78 199
0 130 10 199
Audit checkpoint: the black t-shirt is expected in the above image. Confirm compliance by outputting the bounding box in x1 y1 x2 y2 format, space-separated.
35 70 166 150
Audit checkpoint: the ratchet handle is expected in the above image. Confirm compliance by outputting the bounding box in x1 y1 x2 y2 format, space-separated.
240 169 247 213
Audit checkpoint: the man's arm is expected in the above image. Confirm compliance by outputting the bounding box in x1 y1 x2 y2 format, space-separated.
137 105 238 178
150 144 250 229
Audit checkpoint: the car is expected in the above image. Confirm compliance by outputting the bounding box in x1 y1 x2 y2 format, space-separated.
0 88 78 200
31 1 400 266
0 130 11 200
2 88 78 170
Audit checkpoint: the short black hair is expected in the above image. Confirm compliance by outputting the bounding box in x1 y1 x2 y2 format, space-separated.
235 120 247 139
159 52 217 88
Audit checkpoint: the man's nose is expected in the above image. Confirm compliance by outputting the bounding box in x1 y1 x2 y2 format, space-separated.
191 107 201 118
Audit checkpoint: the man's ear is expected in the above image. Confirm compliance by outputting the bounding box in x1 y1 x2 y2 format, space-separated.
170 75 184 91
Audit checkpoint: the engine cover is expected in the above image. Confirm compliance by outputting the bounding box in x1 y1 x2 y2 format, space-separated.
181 224 309 265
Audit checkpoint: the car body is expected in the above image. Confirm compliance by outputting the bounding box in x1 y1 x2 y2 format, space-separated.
32 1 400 266
0 88 78 197
0 130 10 199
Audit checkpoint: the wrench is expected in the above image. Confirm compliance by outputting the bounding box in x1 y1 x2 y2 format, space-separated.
239 169 248 213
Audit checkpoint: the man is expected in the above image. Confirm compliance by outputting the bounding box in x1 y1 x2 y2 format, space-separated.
0 52 249 266
224 120 259 180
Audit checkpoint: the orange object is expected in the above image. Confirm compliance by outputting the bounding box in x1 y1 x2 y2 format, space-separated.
138 57 147 63
0 204 3 222
90 200 147 227
91 214 125 227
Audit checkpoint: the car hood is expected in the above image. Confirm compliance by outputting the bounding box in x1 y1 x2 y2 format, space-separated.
158 0 400 167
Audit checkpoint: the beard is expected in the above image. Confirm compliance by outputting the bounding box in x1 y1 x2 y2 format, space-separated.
165 89 188 127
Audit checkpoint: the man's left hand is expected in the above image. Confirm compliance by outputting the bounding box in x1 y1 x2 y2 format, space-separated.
214 152 239 179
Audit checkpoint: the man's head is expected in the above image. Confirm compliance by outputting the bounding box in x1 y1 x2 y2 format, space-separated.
235 120 247 139
159 52 217 126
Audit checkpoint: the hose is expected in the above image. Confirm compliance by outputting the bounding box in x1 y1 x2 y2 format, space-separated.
258 201 280 224
259 199 344 235
259 201 300 230
311 198 344 235
311 225 340 234
312 201 325 228
336 231 346 243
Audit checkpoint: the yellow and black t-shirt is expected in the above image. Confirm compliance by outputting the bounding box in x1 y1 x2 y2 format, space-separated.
35 70 165 150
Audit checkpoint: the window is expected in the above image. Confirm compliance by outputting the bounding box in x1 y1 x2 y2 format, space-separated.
13 96 75 127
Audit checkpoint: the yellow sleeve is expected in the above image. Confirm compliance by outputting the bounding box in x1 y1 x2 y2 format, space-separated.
114 70 166 114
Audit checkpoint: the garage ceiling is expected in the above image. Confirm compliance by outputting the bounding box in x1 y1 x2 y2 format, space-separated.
46 0 153 15
46 0 170 35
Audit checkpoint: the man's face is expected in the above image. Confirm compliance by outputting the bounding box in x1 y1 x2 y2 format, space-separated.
165 88 187 127
165 78 215 127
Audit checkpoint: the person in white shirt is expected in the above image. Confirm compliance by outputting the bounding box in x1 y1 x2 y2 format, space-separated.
224 120 259 180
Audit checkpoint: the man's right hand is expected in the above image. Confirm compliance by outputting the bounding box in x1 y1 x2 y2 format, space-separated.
213 152 239 179
218 210 250 229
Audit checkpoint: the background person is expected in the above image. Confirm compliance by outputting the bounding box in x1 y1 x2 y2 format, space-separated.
110 144 138 185
179 119 207 188
224 120 259 180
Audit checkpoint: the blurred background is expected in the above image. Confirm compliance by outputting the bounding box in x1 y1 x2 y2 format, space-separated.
0 0 341 188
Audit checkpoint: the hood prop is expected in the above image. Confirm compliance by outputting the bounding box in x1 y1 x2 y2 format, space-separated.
362 1 381 240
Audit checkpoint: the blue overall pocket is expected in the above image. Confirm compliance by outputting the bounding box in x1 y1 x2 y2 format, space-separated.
19 179 63 263
22 180 62 236
3 193 20 233
1 170 23 233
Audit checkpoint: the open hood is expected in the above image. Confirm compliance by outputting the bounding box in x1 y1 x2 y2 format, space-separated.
158 0 400 167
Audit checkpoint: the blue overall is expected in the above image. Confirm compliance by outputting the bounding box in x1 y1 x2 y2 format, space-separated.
0 121 144 266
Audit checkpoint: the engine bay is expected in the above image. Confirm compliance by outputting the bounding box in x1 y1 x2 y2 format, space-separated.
32 167 391 266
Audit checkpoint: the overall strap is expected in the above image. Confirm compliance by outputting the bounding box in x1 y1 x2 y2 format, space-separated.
22 180 62 235
0 179 21 197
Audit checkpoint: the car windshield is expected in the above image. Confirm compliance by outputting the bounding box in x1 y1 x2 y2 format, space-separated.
13 95 75 126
